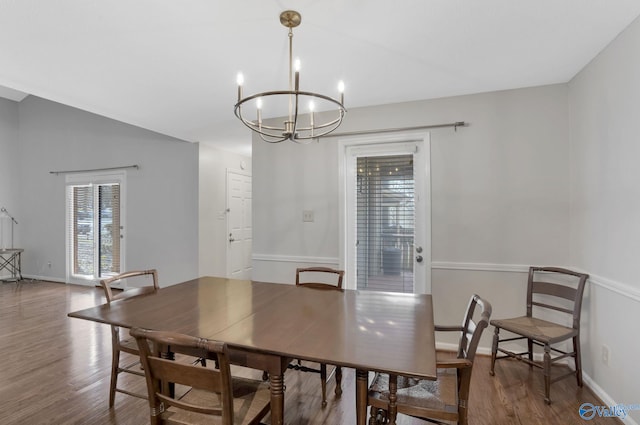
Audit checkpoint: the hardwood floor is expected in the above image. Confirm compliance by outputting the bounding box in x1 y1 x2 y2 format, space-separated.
0 280 621 424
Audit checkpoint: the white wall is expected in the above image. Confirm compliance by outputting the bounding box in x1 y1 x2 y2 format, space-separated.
569 14 640 422
16 96 199 286
0 98 20 255
198 142 251 277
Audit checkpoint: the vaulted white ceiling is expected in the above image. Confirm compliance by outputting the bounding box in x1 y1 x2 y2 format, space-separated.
1 1 639 155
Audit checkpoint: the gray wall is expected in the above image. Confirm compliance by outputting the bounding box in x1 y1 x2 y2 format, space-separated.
253 84 570 283
14 96 198 286
569 14 640 420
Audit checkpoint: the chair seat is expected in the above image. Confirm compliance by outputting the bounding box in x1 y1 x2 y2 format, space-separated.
160 377 271 425
369 374 444 410
491 316 578 344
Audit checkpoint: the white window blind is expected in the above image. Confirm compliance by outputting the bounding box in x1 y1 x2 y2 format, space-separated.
356 154 415 292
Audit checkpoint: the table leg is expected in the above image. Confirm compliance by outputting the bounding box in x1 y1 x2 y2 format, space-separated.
269 372 285 425
160 349 176 398
388 374 398 425
356 369 368 425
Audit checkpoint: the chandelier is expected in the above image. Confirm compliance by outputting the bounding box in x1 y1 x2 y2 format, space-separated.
234 10 346 144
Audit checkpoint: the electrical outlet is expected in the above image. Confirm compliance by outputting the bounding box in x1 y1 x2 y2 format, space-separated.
47 261 52 268
302 210 314 222
602 345 610 366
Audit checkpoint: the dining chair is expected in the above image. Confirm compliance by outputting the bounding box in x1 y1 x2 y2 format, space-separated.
292 266 345 407
130 327 271 425
100 269 160 407
367 294 492 425
490 266 589 404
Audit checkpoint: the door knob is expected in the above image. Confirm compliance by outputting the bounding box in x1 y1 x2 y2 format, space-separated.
416 255 423 263
229 233 235 242
416 246 423 253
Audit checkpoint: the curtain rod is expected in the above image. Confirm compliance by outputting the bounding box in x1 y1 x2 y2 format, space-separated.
49 165 139 175
317 121 467 139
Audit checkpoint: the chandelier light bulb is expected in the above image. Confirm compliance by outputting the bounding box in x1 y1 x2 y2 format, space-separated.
256 97 263 109
294 58 301 72
308 100 315 112
338 80 345 93
236 73 244 86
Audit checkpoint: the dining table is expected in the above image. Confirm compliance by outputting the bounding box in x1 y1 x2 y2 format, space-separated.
68 276 437 425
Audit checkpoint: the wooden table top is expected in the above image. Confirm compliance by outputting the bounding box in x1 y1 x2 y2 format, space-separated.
68 276 437 380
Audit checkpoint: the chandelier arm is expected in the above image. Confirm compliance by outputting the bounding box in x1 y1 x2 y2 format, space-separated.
235 91 345 140
236 106 343 135
259 133 288 143
303 113 344 131
235 109 287 141
235 90 344 108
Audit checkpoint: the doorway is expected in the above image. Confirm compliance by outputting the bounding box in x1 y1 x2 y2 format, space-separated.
226 169 252 280
339 132 431 293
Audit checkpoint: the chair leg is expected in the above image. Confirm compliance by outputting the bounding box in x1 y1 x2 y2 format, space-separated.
459 400 468 425
527 338 534 366
320 363 328 407
368 406 379 425
490 326 499 376
543 344 551 405
335 366 343 397
109 346 120 407
574 335 583 387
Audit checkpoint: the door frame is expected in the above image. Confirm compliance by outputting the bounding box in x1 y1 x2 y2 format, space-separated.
65 170 127 286
338 131 431 293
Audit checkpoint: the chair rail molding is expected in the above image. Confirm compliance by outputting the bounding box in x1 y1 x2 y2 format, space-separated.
432 261 640 303
253 253 340 266
253 258 640 303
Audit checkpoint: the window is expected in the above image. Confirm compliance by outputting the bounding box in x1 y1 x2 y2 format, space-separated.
66 172 124 283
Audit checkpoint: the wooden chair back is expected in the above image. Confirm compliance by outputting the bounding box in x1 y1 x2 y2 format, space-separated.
458 294 492 362
526 266 588 330
368 294 492 425
98 269 159 406
295 267 344 290
293 266 345 405
100 269 159 302
130 328 235 424
452 294 491 414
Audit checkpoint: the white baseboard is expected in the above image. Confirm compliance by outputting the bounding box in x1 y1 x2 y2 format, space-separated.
22 274 67 284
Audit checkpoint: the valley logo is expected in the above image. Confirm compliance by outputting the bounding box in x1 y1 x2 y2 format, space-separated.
579 402 640 420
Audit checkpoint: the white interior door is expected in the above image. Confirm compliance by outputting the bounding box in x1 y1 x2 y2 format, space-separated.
227 170 252 280
339 132 431 293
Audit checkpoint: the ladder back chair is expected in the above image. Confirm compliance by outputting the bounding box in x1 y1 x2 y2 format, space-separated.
490 266 589 404
130 328 271 425
292 266 345 407
100 269 159 407
368 294 492 425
